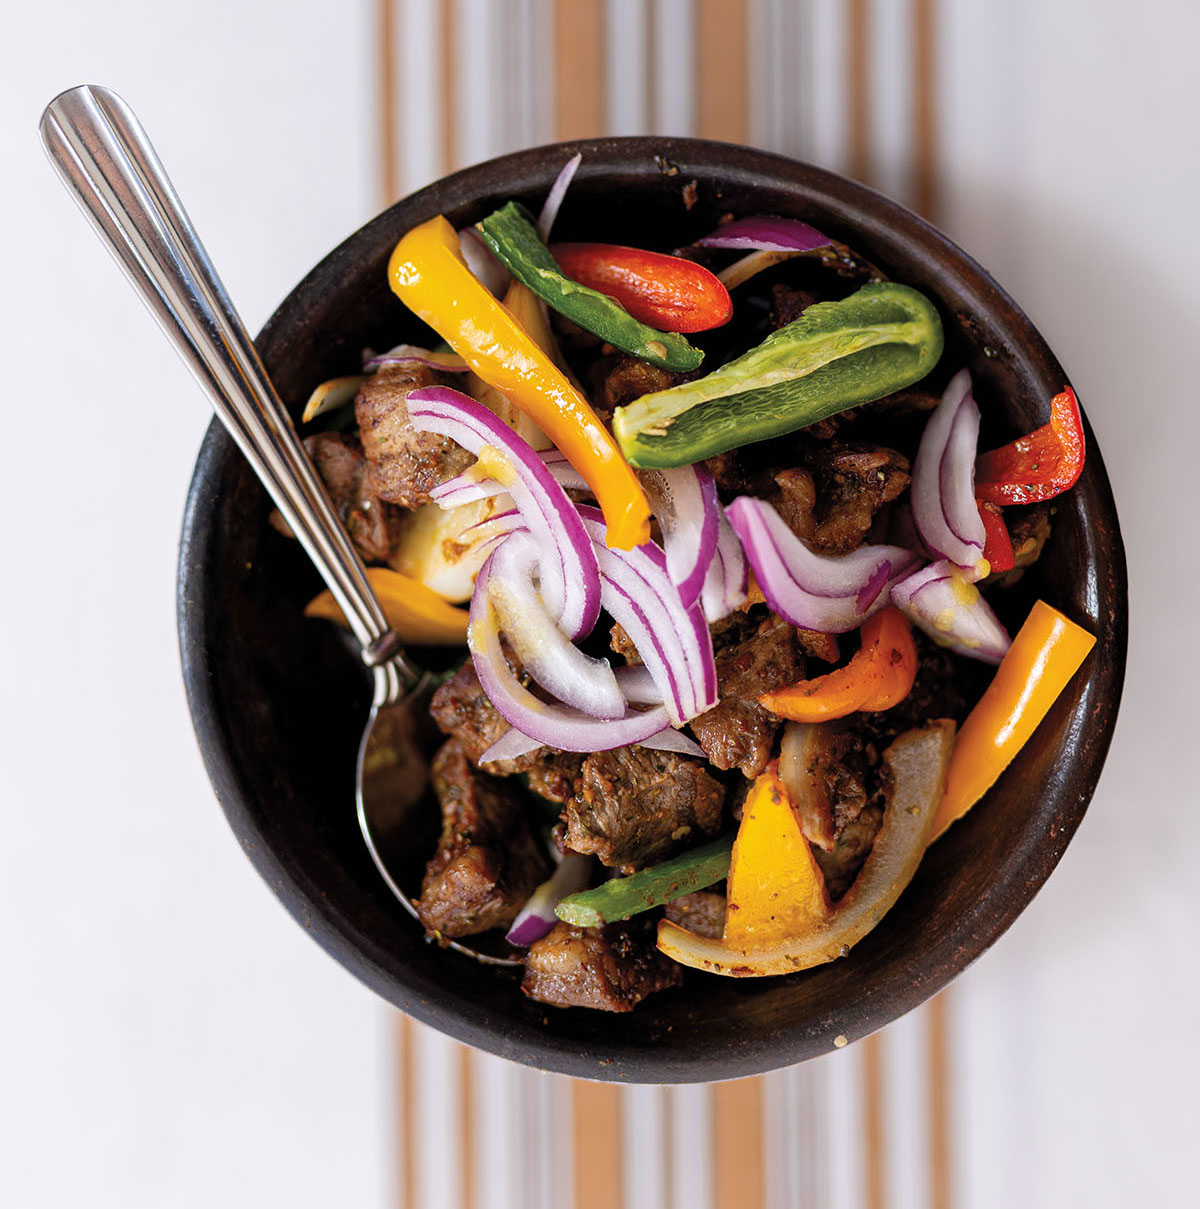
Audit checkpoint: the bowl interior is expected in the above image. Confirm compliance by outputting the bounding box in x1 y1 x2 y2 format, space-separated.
178 137 1126 1082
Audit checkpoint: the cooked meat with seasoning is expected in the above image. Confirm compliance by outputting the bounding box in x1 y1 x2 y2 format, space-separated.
521 920 683 1011
663 891 727 939
561 747 725 870
415 737 552 938
302 432 401 562
769 282 818 330
593 353 685 414
355 361 475 508
524 752 586 806
609 621 641 665
691 613 802 778
773 442 911 554
814 803 883 902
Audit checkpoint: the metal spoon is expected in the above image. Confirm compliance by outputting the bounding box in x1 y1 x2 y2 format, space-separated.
40 84 520 967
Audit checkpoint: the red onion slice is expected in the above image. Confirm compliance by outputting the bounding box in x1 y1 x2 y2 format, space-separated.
910 369 988 578
362 343 471 373
700 503 749 621
458 226 510 296
469 556 673 750
488 532 625 719
696 214 833 253
505 853 594 947
478 725 543 764
640 465 721 609
890 559 1011 664
408 387 600 639
726 497 918 633
638 729 707 758
537 152 582 241
432 448 589 509
614 665 663 705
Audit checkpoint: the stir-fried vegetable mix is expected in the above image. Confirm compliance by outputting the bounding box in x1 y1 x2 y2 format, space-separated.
293 159 1096 1012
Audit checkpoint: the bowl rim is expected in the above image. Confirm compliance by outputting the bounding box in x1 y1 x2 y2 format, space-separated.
177 135 1127 1082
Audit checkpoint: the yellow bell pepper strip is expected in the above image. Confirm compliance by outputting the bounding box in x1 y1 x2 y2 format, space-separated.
657 721 955 976
388 216 651 550
932 600 1096 838
757 607 917 723
722 763 831 947
305 566 469 645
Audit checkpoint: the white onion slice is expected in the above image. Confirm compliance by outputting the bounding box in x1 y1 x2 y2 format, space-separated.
700 503 749 621
890 559 1011 664
640 465 721 609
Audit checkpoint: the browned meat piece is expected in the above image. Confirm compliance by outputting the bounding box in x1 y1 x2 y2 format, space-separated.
522 920 683 1011
985 502 1052 589
691 613 802 777
663 891 727 939
562 747 725 870
301 433 401 562
609 621 642 665
429 661 582 800
814 804 883 901
356 362 475 507
415 737 552 937
773 443 911 554
588 354 692 425
703 448 783 497
795 627 840 664
770 282 818 329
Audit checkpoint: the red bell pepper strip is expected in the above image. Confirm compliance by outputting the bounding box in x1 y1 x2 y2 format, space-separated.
550 242 733 333
976 499 1015 573
975 386 1085 506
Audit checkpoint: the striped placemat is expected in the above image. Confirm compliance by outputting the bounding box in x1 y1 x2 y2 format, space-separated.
378 4 951 1206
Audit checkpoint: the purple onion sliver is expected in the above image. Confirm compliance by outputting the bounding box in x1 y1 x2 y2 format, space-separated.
639 729 707 759
696 214 833 253
890 559 1010 664
537 152 582 241
363 343 472 373
938 388 987 573
459 225 510 296
505 853 594 947
478 726 543 764
854 560 893 614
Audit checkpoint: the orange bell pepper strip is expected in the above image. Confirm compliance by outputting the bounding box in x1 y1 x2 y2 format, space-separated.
932 600 1095 838
305 566 469 646
758 607 917 722
388 216 651 550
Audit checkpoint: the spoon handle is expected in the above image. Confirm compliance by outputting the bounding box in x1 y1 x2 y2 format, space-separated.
39 84 417 679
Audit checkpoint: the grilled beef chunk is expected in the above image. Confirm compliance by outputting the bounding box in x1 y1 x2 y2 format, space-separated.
663 891 727 939
429 662 581 802
774 443 911 555
356 362 475 507
770 282 818 329
562 747 725 870
590 353 686 422
609 621 642 665
522 920 683 1011
691 613 802 778
301 433 400 562
815 803 884 902
415 738 552 937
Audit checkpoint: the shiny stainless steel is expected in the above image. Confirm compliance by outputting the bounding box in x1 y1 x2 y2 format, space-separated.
40 84 517 965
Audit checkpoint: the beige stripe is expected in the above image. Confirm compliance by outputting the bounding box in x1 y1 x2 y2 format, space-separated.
927 992 953 1209
459 1045 477 1209
696 0 750 144
862 1032 886 1209
847 0 871 183
553 0 606 141
377 0 399 203
713 1077 765 1209
572 1081 624 1209
441 0 459 173
912 0 938 219
396 1014 415 1209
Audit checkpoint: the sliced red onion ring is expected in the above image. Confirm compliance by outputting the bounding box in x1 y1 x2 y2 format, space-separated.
700 503 749 621
458 226 510 296
910 369 988 578
478 725 543 765
537 152 582 241
407 387 600 639
480 715 703 762
578 506 717 725
696 214 833 253
638 729 707 758
890 559 1011 664
488 532 625 718
726 497 919 633
469 556 673 750
640 465 720 609
505 853 594 947
614 664 663 705
432 448 590 509
362 343 471 373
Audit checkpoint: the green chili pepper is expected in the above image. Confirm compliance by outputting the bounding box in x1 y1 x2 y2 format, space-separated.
611 281 943 467
475 202 705 373
554 834 734 928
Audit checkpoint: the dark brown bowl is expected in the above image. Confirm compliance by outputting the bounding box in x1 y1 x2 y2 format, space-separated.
177 137 1126 1083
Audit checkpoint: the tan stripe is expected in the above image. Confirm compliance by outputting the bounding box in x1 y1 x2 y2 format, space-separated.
713 1077 765 1209
912 0 937 218
553 0 606 140
862 1032 886 1209
846 0 871 183
696 0 750 144
397 1014 415 1209
459 1045 477 1209
440 0 458 173
377 0 399 203
927 992 953 1209
572 1081 624 1209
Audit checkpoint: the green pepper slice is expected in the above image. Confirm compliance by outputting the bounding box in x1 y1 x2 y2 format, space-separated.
612 281 944 467
554 834 733 928
475 202 705 372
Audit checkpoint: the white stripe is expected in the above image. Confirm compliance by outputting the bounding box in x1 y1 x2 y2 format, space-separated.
474 1051 517 1209
763 1062 822 1209
624 1084 669 1209
669 1084 713 1209
457 0 500 166
607 0 652 135
869 0 914 204
883 1008 932 1209
814 1043 865 1209
807 0 849 175
652 0 696 136
400 0 444 192
412 1021 461 1209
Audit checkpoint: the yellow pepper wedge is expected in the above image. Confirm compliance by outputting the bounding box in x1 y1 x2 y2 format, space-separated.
933 600 1096 838
305 567 469 646
388 216 651 550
